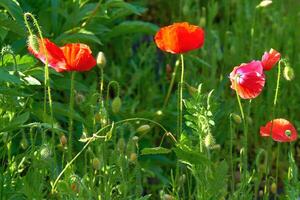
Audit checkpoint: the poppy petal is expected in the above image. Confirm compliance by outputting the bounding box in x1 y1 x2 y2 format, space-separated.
28 38 68 72
261 48 281 71
60 43 97 72
154 22 205 54
229 61 265 99
260 119 298 142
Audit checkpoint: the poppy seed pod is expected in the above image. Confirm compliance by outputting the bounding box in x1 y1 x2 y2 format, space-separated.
96 51 106 68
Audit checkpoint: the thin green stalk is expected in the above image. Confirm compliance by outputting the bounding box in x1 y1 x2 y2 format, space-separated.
68 72 76 160
274 143 280 199
229 115 235 192
163 60 179 108
265 60 282 197
234 76 247 180
100 67 104 101
178 54 185 136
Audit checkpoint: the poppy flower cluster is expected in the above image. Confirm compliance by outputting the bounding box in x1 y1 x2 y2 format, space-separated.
28 37 96 72
229 48 280 99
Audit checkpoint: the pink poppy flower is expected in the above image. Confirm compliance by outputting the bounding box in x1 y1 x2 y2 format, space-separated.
261 48 281 71
229 61 265 99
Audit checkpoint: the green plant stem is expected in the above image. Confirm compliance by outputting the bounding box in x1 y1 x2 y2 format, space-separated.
274 143 280 199
106 80 120 107
68 72 76 160
264 61 282 197
234 76 247 180
178 54 185 136
100 67 104 101
24 13 54 125
163 60 179 108
51 117 171 192
229 115 235 193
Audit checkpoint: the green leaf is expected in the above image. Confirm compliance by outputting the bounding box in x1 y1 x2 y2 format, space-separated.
0 13 26 36
0 112 30 132
173 146 209 166
105 21 159 40
0 68 22 84
141 147 171 155
56 29 102 45
0 0 23 22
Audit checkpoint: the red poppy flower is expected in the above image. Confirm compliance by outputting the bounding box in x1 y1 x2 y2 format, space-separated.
261 48 281 71
154 22 205 54
28 38 96 72
260 119 298 142
229 61 265 99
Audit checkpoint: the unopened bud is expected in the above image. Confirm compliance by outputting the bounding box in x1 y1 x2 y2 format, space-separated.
117 138 126 152
136 124 151 133
231 113 242 124
27 35 39 53
259 190 264 197
283 66 295 81
75 91 85 104
132 136 139 143
270 182 277 194
204 133 215 148
20 137 28 149
163 194 175 200
40 146 52 160
97 52 106 68
256 0 272 8
60 135 67 146
92 158 101 170
111 97 122 113
130 153 137 162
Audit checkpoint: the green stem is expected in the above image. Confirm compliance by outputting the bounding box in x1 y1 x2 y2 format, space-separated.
100 67 104 101
24 13 54 127
68 72 76 160
163 60 179 108
178 54 185 136
274 143 280 199
51 117 171 192
234 76 247 180
229 115 235 193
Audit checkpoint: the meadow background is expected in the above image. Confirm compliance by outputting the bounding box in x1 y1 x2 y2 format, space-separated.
0 0 300 199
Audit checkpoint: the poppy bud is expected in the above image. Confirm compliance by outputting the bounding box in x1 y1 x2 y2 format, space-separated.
283 66 295 81
162 194 175 200
259 190 264 197
204 133 215 148
231 113 242 124
178 174 186 185
92 158 101 170
117 138 126 152
247 116 253 125
187 84 198 96
111 97 122 113
27 34 39 53
136 124 151 133
270 182 277 194
129 153 137 162
20 137 28 149
60 135 67 146
96 51 106 68
132 136 139 143
256 0 272 8
75 91 85 104
40 146 52 160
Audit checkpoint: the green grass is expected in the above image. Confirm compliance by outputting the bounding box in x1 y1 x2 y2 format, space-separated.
0 0 300 199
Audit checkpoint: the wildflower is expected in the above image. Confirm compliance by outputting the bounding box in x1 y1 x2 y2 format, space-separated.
261 48 281 71
260 119 297 142
229 61 265 99
154 22 205 54
28 38 96 72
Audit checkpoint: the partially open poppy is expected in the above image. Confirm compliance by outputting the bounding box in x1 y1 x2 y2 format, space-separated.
229 61 265 99
28 37 96 72
154 22 205 54
260 119 298 142
261 48 281 71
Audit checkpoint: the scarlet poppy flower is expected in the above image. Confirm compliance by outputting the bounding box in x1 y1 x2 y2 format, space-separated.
154 22 205 54
28 38 96 72
261 48 281 71
229 61 265 99
260 119 298 142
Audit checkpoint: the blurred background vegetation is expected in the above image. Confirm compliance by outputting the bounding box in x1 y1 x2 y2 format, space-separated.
0 0 300 199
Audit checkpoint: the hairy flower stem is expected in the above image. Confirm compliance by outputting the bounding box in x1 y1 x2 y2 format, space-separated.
68 72 76 160
163 61 179 108
234 76 248 181
24 13 55 148
178 54 185 136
